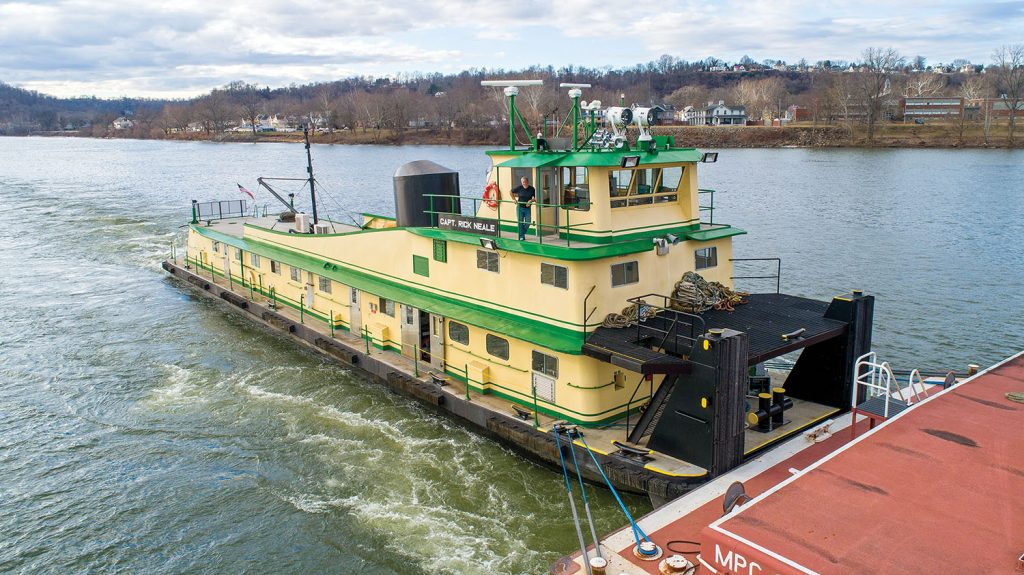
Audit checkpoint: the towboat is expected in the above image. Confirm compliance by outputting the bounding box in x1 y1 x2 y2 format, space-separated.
163 81 874 506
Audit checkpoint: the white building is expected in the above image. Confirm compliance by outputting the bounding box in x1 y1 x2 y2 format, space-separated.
687 101 748 126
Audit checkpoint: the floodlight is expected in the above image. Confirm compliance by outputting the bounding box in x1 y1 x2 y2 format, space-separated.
701 152 719 163
480 238 498 250
620 155 641 168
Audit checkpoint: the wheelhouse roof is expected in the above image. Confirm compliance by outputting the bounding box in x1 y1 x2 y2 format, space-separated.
491 148 703 168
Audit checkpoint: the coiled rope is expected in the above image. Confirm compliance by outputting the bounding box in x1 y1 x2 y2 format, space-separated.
670 271 748 313
601 303 657 329
600 272 749 328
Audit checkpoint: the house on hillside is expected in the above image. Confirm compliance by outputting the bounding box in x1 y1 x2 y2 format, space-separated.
111 117 133 130
687 101 747 126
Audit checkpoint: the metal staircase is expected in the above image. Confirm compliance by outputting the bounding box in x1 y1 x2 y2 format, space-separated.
626 374 679 444
850 352 932 438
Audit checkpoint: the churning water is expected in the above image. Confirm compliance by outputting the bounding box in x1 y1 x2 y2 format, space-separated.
0 137 1021 574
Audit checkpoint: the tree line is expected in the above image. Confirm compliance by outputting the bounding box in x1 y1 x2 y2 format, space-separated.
2 45 1021 144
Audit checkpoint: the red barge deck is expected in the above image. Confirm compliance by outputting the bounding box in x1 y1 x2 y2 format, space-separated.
555 350 1024 575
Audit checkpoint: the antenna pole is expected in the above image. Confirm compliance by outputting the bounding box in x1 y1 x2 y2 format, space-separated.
507 88 518 151
304 127 319 225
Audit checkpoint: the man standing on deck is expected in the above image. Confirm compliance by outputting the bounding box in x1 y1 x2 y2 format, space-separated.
512 176 536 241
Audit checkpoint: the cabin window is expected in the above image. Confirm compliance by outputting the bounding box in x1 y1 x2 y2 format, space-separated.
379 297 395 317
611 261 639 287
540 262 568 289
695 247 718 269
657 166 683 202
433 239 447 262
560 166 590 211
486 334 510 360
350 287 358 304
532 351 559 378
290 266 301 282
610 167 683 207
318 276 332 293
413 255 429 277
448 321 469 345
234 247 243 260
270 260 281 274
249 253 260 267
212 241 220 253
476 250 500 273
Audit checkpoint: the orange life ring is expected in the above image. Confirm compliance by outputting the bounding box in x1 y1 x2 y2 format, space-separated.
483 182 499 209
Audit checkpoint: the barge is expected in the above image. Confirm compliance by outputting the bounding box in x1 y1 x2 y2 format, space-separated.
554 350 1023 575
164 81 875 505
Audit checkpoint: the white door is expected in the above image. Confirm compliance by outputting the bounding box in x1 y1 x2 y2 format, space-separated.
532 372 556 403
400 305 417 359
429 314 445 371
305 272 314 309
349 288 361 334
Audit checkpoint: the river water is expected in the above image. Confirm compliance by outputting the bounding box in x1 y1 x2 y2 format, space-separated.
0 137 1021 574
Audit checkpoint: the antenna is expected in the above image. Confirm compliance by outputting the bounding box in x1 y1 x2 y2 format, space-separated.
481 79 543 150
303 127 318 226
559 83 591 149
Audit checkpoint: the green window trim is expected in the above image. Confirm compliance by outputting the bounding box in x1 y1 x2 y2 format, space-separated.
432 239 447 262
413 255 429 277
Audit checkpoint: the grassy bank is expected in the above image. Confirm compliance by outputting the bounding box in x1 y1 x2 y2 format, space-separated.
55 122 1022 148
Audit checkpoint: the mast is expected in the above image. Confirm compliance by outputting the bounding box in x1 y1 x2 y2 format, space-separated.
304 127 319 225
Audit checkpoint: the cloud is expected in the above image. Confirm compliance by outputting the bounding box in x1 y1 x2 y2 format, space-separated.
0 0 1021 98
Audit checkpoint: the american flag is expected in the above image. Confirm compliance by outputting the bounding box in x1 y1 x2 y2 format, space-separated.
237 183 254 200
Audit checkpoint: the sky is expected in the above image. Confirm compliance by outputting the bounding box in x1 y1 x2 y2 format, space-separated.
1 0 1021 99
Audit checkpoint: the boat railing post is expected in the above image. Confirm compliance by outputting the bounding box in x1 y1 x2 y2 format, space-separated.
565 208 570 247
258 274 264 297
191 200 198 224
532 381 540 428
299 294 304 324
228 268 233 289
363 326 370 354
330 309 335 337
413 345 419 377
465 363 470 401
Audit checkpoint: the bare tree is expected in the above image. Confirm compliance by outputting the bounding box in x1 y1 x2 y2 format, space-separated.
991 44 1024 144
901 73 946 97
317 87 336 132
233 83 262 135
957 75 991 144
856 47 905 141
197 89 232 134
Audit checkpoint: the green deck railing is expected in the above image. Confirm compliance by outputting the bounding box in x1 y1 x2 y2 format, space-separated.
425 194 595 246
698 188 716 225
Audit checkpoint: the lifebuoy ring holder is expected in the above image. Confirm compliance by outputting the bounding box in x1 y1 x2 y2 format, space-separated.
483 182 499 209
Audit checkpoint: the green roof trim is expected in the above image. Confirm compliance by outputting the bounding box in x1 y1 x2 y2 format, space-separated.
192 225 586 354
488 148 702 168
495 155 565 168
406 227 654 261
687 226 748 242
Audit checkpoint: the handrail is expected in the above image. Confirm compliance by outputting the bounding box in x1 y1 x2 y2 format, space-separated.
730 257 782 294
623 374 653 439
853 352 909 418
698 188 716 225
423 193 595 246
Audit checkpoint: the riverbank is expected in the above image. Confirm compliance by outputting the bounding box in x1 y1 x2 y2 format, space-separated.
43 122 1022 148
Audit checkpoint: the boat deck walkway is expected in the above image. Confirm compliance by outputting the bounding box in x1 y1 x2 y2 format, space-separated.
555 351 1024 575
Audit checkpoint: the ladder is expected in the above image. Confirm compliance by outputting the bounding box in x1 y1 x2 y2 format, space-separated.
850 352 931 438
626 374 678 444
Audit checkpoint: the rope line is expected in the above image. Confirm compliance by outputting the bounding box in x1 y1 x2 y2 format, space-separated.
575 432 656 555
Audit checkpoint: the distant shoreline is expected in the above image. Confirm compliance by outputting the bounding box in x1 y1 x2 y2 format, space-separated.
24 124 1022 149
